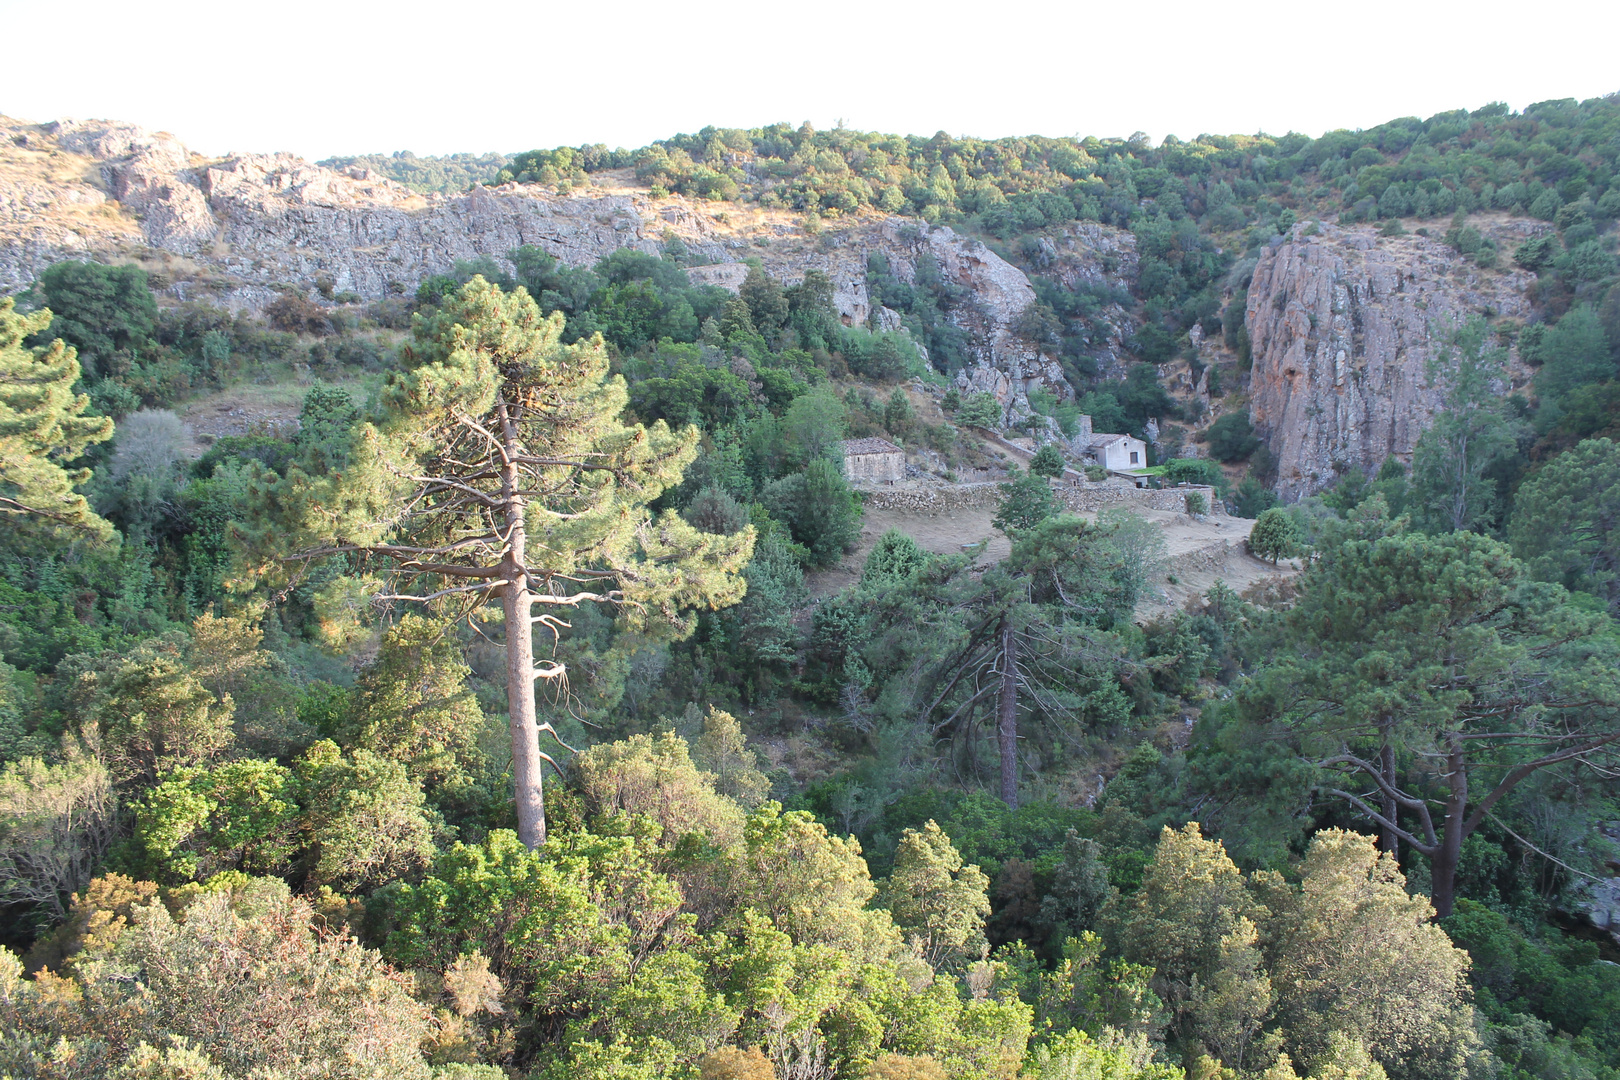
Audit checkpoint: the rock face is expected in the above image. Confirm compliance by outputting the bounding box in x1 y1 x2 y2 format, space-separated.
1587 820 1620 948
1245 220 1544 500
0 116 714 307
757 217 1141 427
0 115 1152 416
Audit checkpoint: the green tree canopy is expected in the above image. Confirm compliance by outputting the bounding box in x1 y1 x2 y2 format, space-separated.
1535 305 1614 411
1204 412 1261 463
1510 437 1620 613
26 261 157 381
1104 823 1263 1041
1029 443 1065 479
0 877 432 1079
1411 319 1522 533
243 278 752 846
883 819 991 969
993 468 1058 535
894 515 1136 807
1247 507 1298 564
1219 513 1620 916
1265 829 1477 1076
0 299 114 542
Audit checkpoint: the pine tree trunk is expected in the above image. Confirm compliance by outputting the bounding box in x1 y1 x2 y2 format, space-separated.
498 400 547 848
503 568 547 848
1380 737 1399 860
1430 743 1468 918
998 616 1019 809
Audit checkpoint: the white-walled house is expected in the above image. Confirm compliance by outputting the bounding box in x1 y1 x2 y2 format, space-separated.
1070 415 1147 472
1079 432 1148 470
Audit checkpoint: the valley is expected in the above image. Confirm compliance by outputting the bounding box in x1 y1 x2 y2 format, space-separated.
2 93 1619 1080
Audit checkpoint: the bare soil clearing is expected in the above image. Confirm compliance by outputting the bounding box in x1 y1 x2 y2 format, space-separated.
175 375 376 456
808 495 1292 617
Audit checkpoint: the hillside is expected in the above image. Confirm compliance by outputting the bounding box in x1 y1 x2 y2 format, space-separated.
4 98 1618 493
4 97 1620 1080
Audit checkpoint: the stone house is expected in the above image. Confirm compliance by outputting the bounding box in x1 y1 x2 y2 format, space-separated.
842 437 906 484
1070 415 1147 472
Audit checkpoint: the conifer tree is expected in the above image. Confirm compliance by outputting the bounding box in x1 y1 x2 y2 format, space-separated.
1227 511 1620 916
904 515 1135 807
0 298 114 541
242 279 752 846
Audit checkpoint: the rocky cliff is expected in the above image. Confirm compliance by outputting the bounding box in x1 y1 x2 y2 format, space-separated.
1244 219 1546 499
6 116 1568 490
0 116 1138 422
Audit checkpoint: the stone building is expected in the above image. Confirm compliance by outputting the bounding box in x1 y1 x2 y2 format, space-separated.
842 437 906 485
1070 414 1147 472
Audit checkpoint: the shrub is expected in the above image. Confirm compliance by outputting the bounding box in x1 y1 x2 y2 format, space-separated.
265 294 334 335
1029 443 1065 479
1161 458 1227 494
1204 412 1261 463
955 392 1002 429
700 1047 775 1080
683 486 750 535
1184 491 1207 517
1248 507 1299 564
1232 476 1279 519
29 260 159 380
761 459 862 568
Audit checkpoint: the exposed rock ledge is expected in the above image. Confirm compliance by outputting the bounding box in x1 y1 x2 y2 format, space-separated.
0 116 1140 416
1245 218 1546 500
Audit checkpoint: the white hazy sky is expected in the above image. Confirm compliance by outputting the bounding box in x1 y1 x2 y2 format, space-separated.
2 0 1617 161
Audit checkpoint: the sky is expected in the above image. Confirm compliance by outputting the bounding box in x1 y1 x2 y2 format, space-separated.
2 0 1618 161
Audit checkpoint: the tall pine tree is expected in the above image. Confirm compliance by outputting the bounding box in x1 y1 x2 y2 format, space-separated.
241 278 752 846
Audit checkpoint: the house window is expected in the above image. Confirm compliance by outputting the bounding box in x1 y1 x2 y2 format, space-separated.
1129 451 1139 464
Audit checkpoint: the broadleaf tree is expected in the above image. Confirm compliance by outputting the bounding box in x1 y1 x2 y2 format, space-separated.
1409 317 1523 534
1509 437 1620 614
240 278 753 846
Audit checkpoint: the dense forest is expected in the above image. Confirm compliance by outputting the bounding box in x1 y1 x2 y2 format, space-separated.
2 94 1620 1080
475 97 1620 389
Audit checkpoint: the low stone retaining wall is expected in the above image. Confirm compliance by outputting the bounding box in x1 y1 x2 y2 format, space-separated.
862 484 1003 513
1170 539 1236 575
861 481 1220 517
1056 485 1218 515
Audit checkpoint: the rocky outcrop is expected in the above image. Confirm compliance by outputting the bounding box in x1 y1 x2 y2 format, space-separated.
750 218 1108 423
55 120 218 254
1037 221 1138 292
0 122 144 290
1576 820 1620 948
1245 219 1544 500
0 116 720 306
0 116 1148 418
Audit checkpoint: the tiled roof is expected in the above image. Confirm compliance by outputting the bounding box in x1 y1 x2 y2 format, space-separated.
842 437 903 456
1078 433 1130 449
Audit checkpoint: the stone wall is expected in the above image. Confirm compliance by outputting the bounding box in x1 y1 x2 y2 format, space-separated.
862 484 1004 514
1170 539 1236 576
861 482 1219 516
1057 484 1218 515
846 451 905 485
